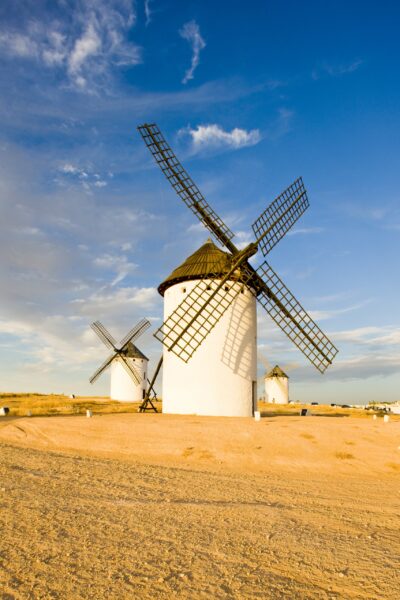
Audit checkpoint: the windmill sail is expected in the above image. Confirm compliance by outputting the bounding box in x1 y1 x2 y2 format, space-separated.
252 178 309 257
155 249 256 362
89 353 115 384
255 262 338 373
155 278 244 362
138 122 338 373
137 123 236 252
118 355 142 386
90 318 150 387
91 321 118 350
118 318 151 349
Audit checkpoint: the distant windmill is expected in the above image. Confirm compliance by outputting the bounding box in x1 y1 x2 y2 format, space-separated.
89 319 150 402
258 351 299 405
138 123 338 417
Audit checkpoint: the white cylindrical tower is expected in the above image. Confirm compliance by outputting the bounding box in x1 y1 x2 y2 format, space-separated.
110 343 148 402
159 240 257 417
264 365 289 404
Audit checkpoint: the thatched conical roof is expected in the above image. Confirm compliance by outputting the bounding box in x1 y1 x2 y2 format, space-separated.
158 239 235 296
124 342 148 360
266 365 289 379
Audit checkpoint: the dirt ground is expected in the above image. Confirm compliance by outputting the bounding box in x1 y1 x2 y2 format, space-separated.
0 413 399 599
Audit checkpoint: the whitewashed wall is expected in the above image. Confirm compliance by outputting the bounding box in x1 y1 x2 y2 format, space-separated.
162 278 257 417
265 376 289 404
110 358 148 402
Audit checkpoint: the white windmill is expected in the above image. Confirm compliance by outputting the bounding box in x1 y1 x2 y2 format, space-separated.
89 319 150 402
264 365 289 404
138 124 338 417
157 238 257 416
258 352 299 404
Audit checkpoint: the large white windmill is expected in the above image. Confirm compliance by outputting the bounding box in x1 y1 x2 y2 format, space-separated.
89 319 150 402
138 123 338 417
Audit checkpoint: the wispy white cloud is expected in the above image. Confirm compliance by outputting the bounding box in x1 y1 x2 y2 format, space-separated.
287 226 324 236
265 108 294 140
179 20 206 84
144 0 153 26
42 31 67 66
333 325 400 347
181 123 261 153
72 286 160 317
93 254 138 286
341 203 391 222
309 301 372 321
57 162 111 192
68 22 102 88
0 30 39 58
235 230 256 249
312 59 363 80
316 352 400 381
0 1 141 92
324 59 363 76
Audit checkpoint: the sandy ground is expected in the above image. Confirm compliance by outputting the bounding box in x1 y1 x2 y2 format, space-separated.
0 413 399 599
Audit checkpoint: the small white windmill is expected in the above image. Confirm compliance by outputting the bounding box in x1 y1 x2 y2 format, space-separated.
264 365 289 404
89 319 150 402
258 352 300 404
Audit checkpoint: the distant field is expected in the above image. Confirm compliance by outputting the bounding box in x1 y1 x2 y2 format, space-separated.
0 393 161 417
0 393 398 420
256 401 400 419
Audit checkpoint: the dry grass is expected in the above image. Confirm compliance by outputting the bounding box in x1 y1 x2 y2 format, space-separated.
1 394 399 421
0 393 161 417
259 401 366 419
258 401 400 420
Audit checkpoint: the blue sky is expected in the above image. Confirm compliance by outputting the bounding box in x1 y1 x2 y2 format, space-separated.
1 0 399 403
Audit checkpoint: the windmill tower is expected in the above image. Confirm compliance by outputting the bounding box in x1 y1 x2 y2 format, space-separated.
89 319 150 402
265 365 289 404
158 239 257 416
138 123 338 417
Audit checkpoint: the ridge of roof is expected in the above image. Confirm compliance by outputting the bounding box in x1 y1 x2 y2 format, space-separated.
124 342 148 360
158 239 234 296
266 365 289 379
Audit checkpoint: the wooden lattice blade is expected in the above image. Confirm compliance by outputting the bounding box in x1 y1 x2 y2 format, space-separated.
252 178 309 257
255 261 338 373
118 355 142 386
137 123 236 253
118 318 151 350
154 270 254 363
91 321 118 350
89 353 115 384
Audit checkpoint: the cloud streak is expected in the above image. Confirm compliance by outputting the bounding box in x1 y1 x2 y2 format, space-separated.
0 0 141 92
144 0 152 26
181 123 261 153
287 227 324 236
312 59 363 80
179 20 206 84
